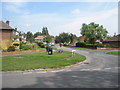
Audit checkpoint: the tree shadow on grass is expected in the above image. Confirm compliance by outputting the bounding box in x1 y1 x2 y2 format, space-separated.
20 70 119 88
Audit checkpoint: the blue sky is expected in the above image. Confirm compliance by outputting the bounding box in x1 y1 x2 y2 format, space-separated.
1 1 118 36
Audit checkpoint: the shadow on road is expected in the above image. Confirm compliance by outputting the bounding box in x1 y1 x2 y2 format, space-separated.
19 70 119 88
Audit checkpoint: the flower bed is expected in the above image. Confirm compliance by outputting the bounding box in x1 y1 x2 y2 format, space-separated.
2 49 45 56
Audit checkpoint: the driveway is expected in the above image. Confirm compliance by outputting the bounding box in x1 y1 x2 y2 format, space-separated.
2 47 119 88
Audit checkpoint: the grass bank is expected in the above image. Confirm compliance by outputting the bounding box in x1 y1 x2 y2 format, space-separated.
106 51 120 55
2 51 86 71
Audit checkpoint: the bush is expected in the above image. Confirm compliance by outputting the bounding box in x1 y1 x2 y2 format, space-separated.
37 42 43 47
76 42 86 47
40 44 45 48
13 43 19 47
21 45 33 50
7 46 15 52
36 42 45 48
85 44 97 49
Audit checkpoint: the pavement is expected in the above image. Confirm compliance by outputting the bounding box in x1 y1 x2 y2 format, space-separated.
1 46 119 88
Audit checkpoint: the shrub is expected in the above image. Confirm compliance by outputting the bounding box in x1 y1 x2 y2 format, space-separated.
76 42 86 47
13 43 19 46
36 42 43 47
40 44 45 48
22 45 33 50
7 46 15 52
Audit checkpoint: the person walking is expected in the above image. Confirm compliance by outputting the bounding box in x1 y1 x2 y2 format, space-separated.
59 43 63 47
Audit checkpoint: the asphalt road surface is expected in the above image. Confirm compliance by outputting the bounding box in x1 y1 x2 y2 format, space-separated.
2 47 119 88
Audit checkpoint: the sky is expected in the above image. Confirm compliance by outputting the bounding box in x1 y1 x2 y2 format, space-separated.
1 0 119 36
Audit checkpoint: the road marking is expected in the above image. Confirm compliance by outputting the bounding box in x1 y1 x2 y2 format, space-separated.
92 68 101 71
104 68 111 70
80 69 90 71
50 71 60 72
72 76 78 78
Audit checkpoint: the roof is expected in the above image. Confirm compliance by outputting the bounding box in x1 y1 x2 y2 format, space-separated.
79 36 86 42
103 35 120 42
35 36 45 40
0 21 14 30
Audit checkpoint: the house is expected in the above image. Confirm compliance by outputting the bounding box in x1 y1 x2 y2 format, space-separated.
103 34 120 47
35 36 45 42
0 21 20 49
0 21 15 41
79 35 86 42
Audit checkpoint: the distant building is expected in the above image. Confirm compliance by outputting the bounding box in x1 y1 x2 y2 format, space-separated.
35 36 45 42
103 34 120 47
0 21 15 41
50 38 55 44
79 35 86 42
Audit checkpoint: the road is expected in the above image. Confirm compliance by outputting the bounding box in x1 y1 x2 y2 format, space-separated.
2 47 119 88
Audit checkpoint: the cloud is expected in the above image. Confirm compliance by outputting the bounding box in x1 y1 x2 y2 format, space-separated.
5 2 118 36
71 9 81 14
14 7 118 36
3 2 28 14
52 7 118 36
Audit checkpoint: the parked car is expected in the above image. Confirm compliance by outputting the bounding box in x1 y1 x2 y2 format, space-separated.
63 43 69 46
52 44 56 46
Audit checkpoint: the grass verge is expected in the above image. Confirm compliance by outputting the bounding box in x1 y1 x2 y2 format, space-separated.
2 51 86 71
106 51 120 55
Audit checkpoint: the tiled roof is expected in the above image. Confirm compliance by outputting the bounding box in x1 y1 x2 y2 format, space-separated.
103 35 120 42
0 21 14 30
35 36 45 39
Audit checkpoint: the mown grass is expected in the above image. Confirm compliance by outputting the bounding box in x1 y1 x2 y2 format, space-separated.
2 51 86 71
106 51 120 55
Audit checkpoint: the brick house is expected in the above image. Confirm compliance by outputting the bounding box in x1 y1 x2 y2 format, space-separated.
0 21 15 41
35 36 45 42
79 35 86 42
103 34 120 47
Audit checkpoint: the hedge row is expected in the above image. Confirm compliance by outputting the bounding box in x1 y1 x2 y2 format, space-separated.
76 42 104 49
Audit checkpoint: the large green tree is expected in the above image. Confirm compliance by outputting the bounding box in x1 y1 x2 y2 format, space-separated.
80 22 108 44
43 36 52 43
69 33 77 44
26 31 34 43
34 32 42 38
55 32 77 43
42 27 49 35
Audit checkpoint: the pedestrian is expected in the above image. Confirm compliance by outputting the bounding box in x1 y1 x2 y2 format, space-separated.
59 43 63 47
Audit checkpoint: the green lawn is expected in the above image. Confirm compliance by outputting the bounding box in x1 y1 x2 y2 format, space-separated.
106 51 120 55
2 51 86 71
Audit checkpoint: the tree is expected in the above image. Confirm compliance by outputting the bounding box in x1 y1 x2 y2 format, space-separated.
26 31 34 43
13 35 19 41
43 36 52 43
42 27 49 35
55 32 72 43
80 22 108 44
69 33 77 44
34 32 42 38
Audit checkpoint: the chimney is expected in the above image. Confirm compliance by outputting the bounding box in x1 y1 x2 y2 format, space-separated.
15 28 17 31
6 21 10 26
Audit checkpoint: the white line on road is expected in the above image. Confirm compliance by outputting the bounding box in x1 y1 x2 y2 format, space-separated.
92 68 101 71
104 68 111 70
80 69 90 71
